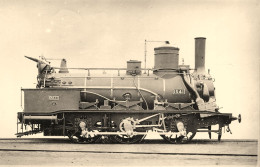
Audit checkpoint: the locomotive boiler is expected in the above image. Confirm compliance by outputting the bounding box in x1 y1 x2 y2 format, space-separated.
16 37 241 144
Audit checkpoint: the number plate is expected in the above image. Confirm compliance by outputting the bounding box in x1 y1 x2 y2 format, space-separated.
173 89 185 94
49 96 59 100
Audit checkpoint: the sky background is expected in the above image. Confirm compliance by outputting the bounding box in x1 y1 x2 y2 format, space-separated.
0 0 259 139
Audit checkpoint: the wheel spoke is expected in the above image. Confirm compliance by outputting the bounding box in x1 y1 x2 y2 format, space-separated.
111 135 144 144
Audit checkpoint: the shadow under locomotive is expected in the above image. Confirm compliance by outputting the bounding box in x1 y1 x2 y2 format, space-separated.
16 37 241 144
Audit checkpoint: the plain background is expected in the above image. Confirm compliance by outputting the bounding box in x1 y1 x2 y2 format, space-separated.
0 0 259 140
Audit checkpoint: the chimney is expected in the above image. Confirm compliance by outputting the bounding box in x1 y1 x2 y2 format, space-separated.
195 37 206 73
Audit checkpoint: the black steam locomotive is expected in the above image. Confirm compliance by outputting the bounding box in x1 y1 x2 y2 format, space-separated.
16 37 241 143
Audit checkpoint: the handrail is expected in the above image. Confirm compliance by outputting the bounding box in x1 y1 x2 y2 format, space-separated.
53 67 154 71
51 67 194 77
53 67 195 71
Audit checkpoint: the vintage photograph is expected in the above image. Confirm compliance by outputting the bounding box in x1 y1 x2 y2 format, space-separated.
0 0 259 166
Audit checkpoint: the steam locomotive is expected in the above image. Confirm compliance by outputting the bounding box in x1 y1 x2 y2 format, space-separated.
16 37 241 143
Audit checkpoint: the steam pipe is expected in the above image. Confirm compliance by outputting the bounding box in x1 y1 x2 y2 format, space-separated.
182 71 200 99
181 71 204 106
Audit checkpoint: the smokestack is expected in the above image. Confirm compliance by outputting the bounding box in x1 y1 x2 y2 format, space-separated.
195 37 206 73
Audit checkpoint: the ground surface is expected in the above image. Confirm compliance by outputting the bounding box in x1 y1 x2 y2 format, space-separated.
0 138 258 166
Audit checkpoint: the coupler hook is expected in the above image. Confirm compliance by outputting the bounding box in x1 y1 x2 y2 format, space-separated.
226 125 232 134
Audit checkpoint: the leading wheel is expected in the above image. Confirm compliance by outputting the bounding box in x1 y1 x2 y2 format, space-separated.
161 132 196 144
161 115 197 144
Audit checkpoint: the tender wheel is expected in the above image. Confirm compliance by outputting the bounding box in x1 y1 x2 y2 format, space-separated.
67 120 102 144
67 130 101 144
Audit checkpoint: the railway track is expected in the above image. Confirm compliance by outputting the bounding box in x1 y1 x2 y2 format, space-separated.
0 138 257 142
0 138 257 166
0 148 256 157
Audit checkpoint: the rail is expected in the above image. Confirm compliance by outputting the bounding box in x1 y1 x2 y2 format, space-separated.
0 148 256 157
